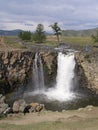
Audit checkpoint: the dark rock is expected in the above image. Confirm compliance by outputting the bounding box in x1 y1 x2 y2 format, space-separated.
3 107 13 115
23 105 33 115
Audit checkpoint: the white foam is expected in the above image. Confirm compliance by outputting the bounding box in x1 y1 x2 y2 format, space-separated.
44 52 76 101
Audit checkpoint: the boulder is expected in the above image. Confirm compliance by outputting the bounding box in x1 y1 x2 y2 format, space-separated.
3 107 13 115
23 105 34 115
30 102 39 112
0 94 8 114
13 100 19 113
30 102 45 112
18 99 27 112
35 104 45 112
13 99 27 113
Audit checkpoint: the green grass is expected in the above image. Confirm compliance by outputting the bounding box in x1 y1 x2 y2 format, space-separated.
63 36 93 46
1 118 98 130
4 35 98 48
46 36 95 47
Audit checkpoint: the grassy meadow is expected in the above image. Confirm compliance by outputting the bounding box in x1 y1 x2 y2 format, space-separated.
62 36 93 46
45 35 94 46
4 35 94 46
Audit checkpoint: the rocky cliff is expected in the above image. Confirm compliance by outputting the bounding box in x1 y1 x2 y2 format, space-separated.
0 51 35 94
75 51 98 92
0 50 57 94
0 49 98 95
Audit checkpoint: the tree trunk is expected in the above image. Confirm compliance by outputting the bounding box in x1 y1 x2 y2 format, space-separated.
57 34 59 44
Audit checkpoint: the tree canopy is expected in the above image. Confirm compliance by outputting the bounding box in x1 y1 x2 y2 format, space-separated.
33 24 46 43
50 22 61 43
18 31 31 41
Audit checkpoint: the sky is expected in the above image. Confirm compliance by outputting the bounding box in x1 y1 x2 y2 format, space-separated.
0 0 98 31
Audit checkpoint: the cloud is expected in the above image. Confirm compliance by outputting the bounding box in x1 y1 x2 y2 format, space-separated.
0 0 98 31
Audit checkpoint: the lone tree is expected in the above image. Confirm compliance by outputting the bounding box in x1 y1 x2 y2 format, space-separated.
50 22 61 43
91 30 98 43
18 31 31 41
33 24 46 43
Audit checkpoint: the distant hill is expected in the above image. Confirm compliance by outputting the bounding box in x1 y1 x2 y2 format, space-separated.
62 28 98 37
0 28 98 37
0 29 22 36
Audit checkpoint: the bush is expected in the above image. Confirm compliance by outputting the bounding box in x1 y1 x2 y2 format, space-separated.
18 31 31 41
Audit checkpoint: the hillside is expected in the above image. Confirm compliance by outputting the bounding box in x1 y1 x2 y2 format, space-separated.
62 28 98 37
0 29 22 36
0 28 98 37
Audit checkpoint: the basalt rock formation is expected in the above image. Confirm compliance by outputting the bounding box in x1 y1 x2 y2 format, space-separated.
0 49 98 95
75 51 98 92
0 51 34 94
0 50 57 94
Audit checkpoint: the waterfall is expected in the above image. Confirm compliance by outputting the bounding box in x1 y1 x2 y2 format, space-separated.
29 51 76 101
38 53 45 90
56 52 75 93
45 52 76 101
32 53 45 91
33 53 39 90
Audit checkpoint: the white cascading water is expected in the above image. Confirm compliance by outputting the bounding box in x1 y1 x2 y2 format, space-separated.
28 52 76 101
32 53 45 91
45 52 76 101
33 52 39 90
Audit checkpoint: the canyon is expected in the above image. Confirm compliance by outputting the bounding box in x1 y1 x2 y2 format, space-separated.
0 47 98 96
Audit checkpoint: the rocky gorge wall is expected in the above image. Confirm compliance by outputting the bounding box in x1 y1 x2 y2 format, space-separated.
0 50 57 94
0 51 34 94
0 49 98 95
75 51 98 93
